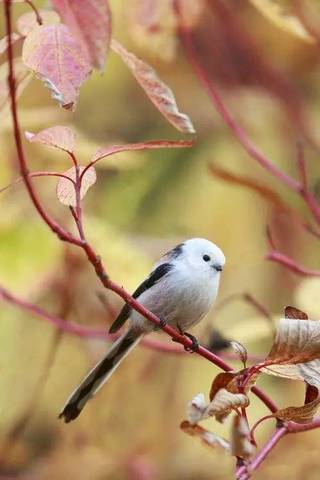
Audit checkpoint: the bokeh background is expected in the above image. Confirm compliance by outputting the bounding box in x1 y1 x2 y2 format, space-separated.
1 0 320 478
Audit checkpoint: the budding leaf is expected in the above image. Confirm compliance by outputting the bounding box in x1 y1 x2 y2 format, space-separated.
230 341 248 366
51 0 111 70
56 166 96 206
25 126 76 154
22 24 91 109
111 39 195 134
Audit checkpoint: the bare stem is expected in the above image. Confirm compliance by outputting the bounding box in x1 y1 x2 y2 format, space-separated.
267 251 320 277
24 0 43 25
237 427 287 480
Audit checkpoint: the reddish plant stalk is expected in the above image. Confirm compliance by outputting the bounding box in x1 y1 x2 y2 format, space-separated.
237 426 287 480
267 251 320 277
4 0 82 247
24 0 43 25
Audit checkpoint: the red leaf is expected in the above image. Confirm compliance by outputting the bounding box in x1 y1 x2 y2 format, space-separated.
22 24 91 109
56 166 96 206
25 126 76 153
111 39 195 134
51 0 111 70
17 10 60 37
91 139 194 165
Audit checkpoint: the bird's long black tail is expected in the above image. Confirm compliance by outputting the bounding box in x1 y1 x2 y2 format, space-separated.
59 329 143 423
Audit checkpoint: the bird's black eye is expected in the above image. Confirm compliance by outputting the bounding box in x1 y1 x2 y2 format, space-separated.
203 254 211 262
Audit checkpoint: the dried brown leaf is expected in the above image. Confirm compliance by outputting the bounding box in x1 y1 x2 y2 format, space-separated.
56 166 96 206
209 372 238 401
231 416 255 460
273 384 320 424
263 318 320 367
187 393 207 425
180 421 230 452
285 306 308 320
207 388 249 423
111 39 195 134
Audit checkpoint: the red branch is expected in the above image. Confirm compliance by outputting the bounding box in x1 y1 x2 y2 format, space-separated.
267 251 320 277
0 284 186 354
0 172 76 195
4 1 82 247
237 416 320 479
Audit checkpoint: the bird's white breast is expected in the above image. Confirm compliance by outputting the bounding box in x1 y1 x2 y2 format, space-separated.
130 262 220 332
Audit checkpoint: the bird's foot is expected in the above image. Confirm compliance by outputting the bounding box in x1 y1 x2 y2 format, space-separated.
184 332 199 352
176 324 199 352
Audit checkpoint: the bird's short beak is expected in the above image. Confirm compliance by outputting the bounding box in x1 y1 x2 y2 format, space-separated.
213 264 223 272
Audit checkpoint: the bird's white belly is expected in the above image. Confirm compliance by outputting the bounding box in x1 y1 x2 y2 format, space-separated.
130 268 218 333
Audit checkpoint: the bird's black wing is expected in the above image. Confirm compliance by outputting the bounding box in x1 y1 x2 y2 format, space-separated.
109 263 173 333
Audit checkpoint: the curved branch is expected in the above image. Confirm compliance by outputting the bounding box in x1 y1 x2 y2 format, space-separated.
0 172 76 195
267 251 320 277
4 1 81 247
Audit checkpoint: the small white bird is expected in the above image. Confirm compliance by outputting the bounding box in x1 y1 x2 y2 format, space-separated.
59 238 225 422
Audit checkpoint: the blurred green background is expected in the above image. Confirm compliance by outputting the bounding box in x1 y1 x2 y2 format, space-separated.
1 0 320 478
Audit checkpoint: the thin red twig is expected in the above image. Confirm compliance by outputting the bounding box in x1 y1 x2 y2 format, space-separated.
4 0 82 247
267 251 320 277
237 427 287 480
24 0 43 25
0 172 76 195
237 416 320 479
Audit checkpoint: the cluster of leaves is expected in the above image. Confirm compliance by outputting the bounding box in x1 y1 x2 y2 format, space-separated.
182 306 320 460
1 0 196 130
1 0 197 212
